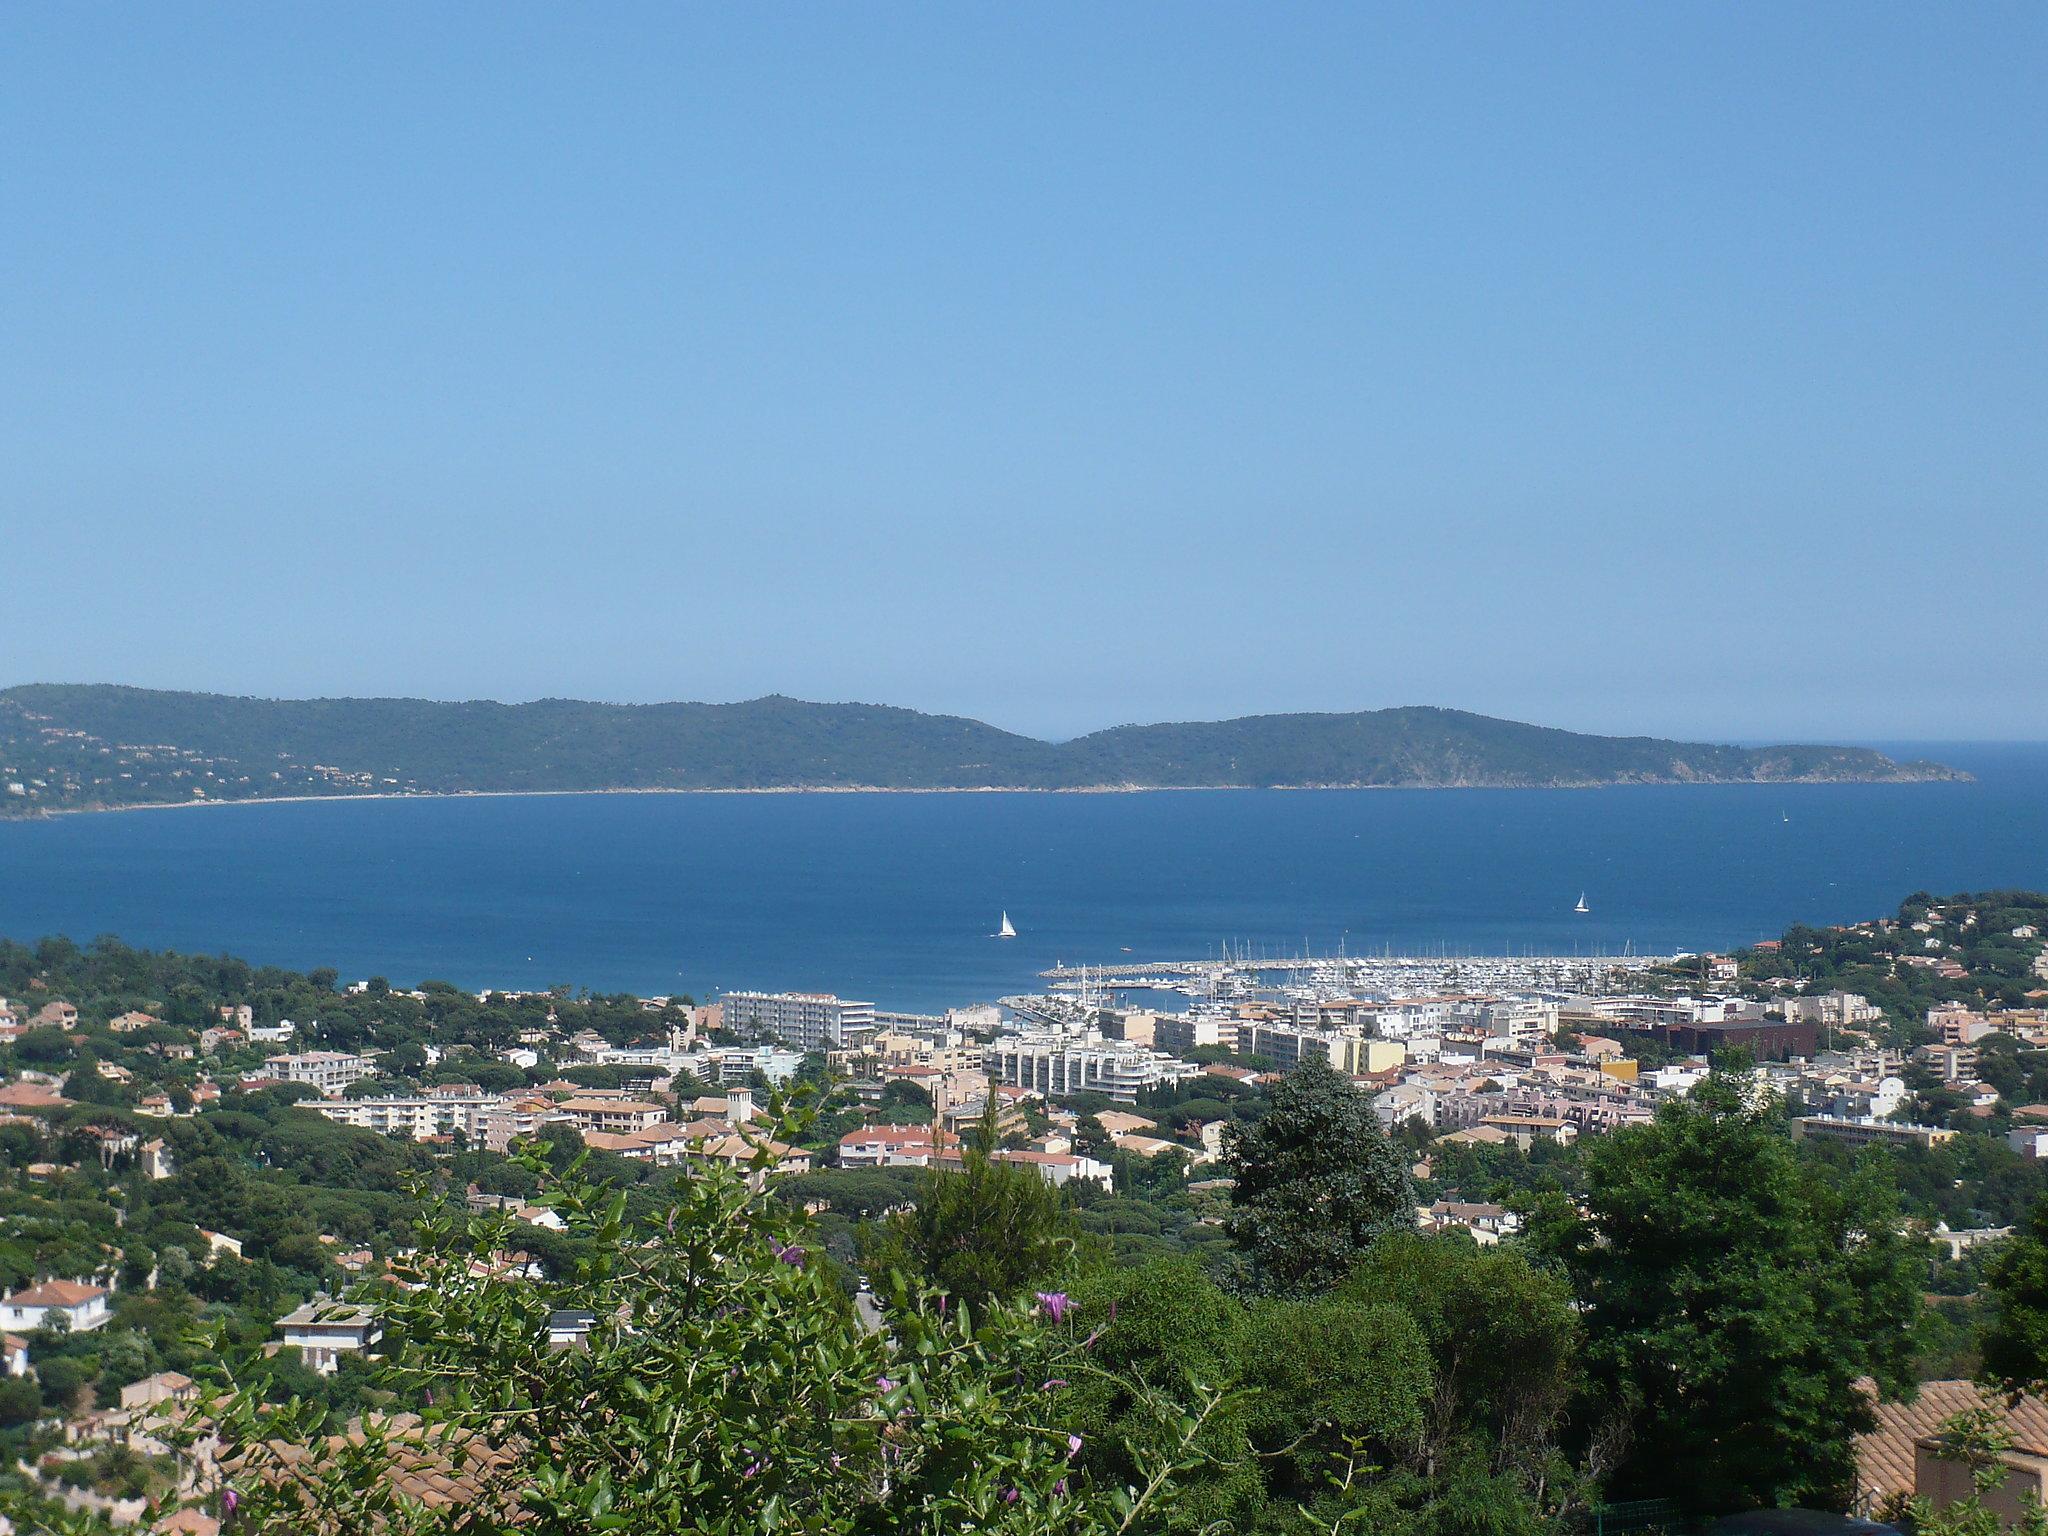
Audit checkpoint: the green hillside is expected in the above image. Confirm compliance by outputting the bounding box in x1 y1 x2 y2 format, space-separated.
0 685 1962 813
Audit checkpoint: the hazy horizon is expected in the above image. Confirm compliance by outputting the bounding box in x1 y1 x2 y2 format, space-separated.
6 679 2042 750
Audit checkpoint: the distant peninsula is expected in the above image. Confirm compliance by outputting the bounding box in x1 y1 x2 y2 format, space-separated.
0 684 1964 814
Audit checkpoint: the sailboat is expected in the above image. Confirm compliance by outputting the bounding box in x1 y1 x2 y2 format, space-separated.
996 911 1017 939
1573 892 1590 915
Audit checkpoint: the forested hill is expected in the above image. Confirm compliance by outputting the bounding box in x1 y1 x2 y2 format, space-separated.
0 684 1962 812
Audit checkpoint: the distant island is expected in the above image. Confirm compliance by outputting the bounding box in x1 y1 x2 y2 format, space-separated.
0 684 1963 814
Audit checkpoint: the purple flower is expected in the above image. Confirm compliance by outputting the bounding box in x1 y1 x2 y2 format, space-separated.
744 1457 767 1479
1003 1487 1020 1504
1035 1291 1074 1325
773 1242 806 1265
1040 1378 1068 1392
876 1376 897 1392
1067 1433 1083 1459
1054 1477 1069 1496
223 1488 240 1514
1079 1328 1101 1351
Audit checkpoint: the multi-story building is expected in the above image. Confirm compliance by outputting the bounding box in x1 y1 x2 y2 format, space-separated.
677 1043 807 1086
554 1097 670 1135
990 1033 1194 1104
837 1123 961 1168
720 991 876 1053
1791 1114 1957 1150
258 1051 375 1097
1151 1012 1235 1055
1480 1001 1559 1045
312 1087 502 1142
479 1097 569 1154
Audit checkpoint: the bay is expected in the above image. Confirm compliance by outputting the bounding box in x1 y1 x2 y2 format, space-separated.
0 743 2043 1013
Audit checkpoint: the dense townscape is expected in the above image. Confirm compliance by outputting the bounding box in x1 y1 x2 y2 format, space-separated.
2 891 2048 1531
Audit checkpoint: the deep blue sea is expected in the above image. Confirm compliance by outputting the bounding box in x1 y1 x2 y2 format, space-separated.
0 744 2044 1013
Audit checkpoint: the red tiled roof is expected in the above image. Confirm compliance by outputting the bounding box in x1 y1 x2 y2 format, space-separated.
1857 1381 2048 1499
5 1279 106 1307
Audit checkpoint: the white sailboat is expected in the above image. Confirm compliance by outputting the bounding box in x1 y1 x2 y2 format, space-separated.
1573 892 1590 914
996 910 1017 939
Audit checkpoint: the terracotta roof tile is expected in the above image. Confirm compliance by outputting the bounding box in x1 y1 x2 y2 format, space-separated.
1857 1381 2048 1500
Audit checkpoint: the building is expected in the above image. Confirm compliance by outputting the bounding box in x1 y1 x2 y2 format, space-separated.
1658 1018 1817 1062
1792 1114 1957 1150
837 1123 960 1168
275 1300 381 1374
2 1333 26 1376
991 1033 1193 1104
1418 1200 1522 1245
139 1138 176 1181
257 1051 376 1096
1 1279 111 1333
720 991 875 1053
1857 1380 2048 1518
1478 1114 1578 1150
1151 1012 1235 1055
313 1089 504 1141
986 1148 1113 1190
554 1097 670 1135
2010 1127 2048 1160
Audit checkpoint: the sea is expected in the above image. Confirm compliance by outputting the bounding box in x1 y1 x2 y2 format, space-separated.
0 743 2044 1014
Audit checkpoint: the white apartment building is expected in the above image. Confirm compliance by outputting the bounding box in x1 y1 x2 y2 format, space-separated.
721 991 876 1053
312 1088 502 1141
1481 1001 1559 1045
989 1033 1195 1104
259 1051 376 1096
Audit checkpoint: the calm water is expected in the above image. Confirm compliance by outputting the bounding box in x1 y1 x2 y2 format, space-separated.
0 744 2044 1013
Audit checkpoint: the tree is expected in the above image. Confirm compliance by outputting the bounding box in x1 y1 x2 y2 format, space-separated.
25 1129 1223 1535
1980 1195 2048 1398
1064 1258 1261 1534
862 1101 1079 1312
1342 1231 1584 1513
1538 1067 1924 1513
1239 1291 1435 1528
1223 1056 1413 1297
0 1375 41 1427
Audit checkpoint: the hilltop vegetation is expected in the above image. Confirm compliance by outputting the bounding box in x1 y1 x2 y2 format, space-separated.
0 684 1960 812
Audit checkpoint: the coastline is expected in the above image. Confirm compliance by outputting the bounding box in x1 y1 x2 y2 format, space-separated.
2 769 1973 821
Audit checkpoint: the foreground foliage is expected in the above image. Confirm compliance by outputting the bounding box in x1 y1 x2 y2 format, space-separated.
9 1114 1221 1535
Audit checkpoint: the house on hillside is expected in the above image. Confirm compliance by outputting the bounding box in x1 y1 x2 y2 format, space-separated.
275 1300 381 1374
1 1279 111 1333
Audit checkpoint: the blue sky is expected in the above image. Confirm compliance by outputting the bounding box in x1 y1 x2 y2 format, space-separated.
3 6 2042 741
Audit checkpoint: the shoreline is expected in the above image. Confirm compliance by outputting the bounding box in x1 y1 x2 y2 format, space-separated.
2 770 1973 821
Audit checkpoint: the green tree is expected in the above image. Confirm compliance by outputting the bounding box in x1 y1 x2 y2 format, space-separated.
1223 1056 1413 1297
1342 1231 1584 1515
861 1102 1079 1312
1239 1290 1436 1529
23 1127 1222 1535
1980 1195 2048 1398
1539 1067 1924 1513
1065 1258 1260 1534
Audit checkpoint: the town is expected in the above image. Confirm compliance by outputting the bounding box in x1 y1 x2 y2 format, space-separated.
1 890 2047 1531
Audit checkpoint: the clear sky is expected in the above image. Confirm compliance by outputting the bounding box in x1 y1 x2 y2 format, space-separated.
3 6 2043 742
